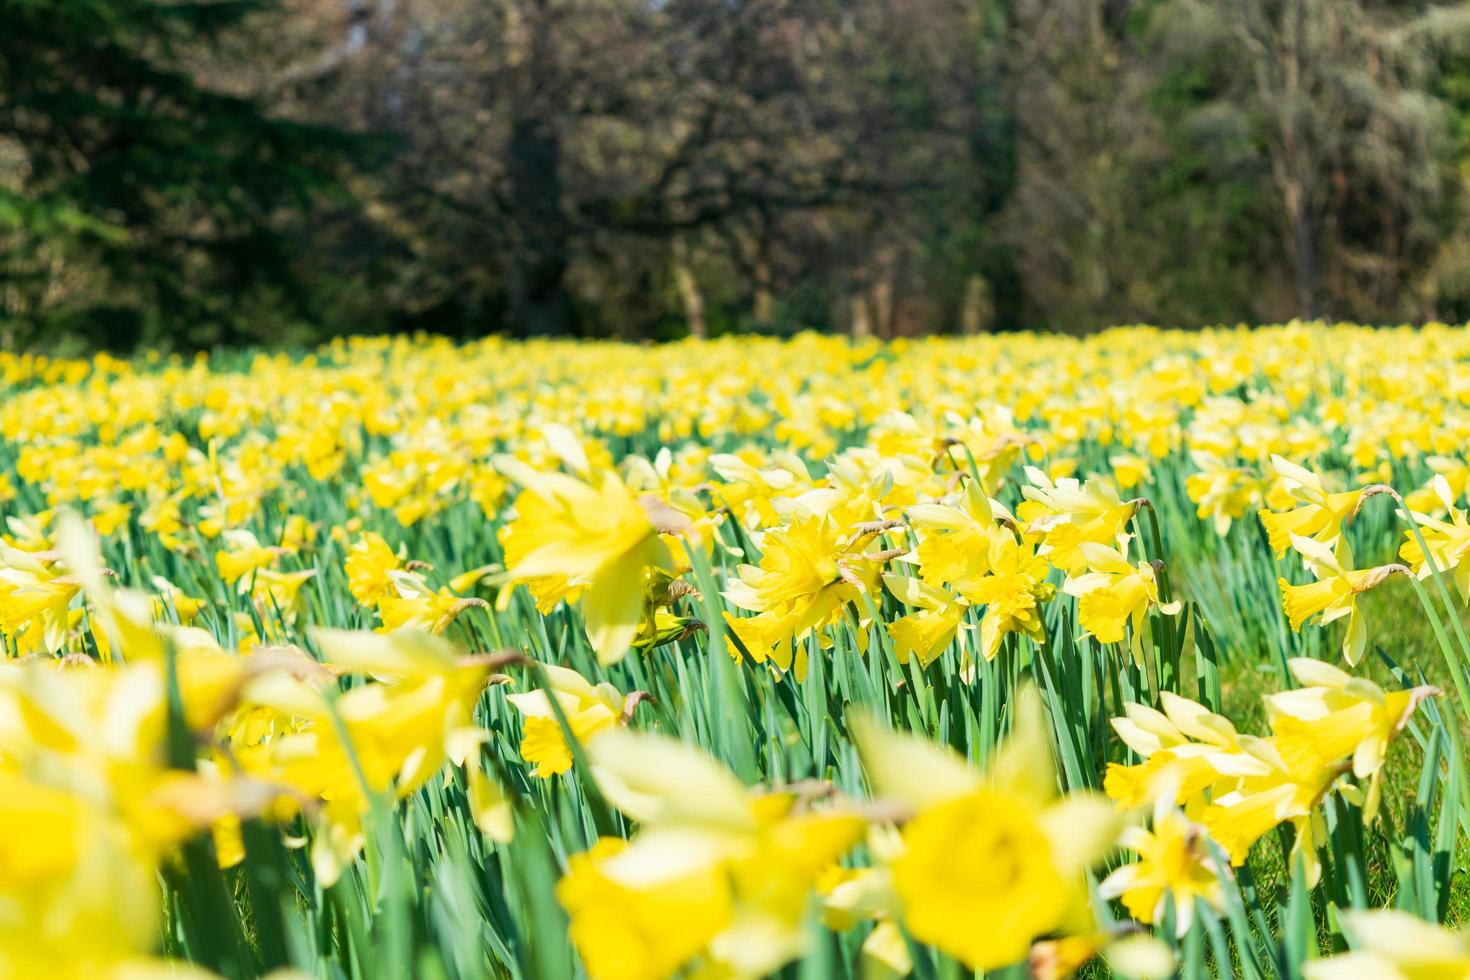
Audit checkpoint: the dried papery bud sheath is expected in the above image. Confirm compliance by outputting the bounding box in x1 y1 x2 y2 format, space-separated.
244 646 336 685
618 690 655 726
1397 685 1443 734
840 519 908 552
638 494 693 536
836 562 868 590
1351 563 1411 594
675 618 707 643
1351 484 1401 521
850 519 907 537
433 596 490 633
462 648 530 671
846 548 908 565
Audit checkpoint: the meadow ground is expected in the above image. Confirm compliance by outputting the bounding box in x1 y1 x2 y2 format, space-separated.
5 325 1470 979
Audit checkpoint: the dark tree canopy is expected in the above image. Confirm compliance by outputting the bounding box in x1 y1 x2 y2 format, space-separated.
0 0 361 347
5 0 1470 348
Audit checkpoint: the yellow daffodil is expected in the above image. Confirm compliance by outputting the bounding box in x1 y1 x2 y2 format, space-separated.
0 546 82 656
723 508 900 676
1278 533 1408 666
882 573 965 667
506 664 632 778
956 528 1054 660
1257 454 1365 557
560 730 864 980
904 478 1009 590
375 569 486 634
238 628 500 882
1099 804 1226 935
1184 452 1260 536
1104 692 1248 810
1399 475 1470 601
1305 909 1470 980
344 531 402 608
1063 541 1180 661
497 428 674 664
853 687 1118 970
1265 657 1437 822
1018 467 1139 575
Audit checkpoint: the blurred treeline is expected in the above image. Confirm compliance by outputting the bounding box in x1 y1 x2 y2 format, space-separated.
6 0 1470 347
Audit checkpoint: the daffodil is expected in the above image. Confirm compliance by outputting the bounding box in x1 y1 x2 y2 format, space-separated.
497 428 673 664
1104 692 1248 811
723 508 900 676
1018 467 1139 575
1265 657 1437 821
0 546 82 656
1196 735 1339 884
1063 541 1179 661
1398 475 1470 601
344 531 402 608
622 448 723 571
1099 804 1226 935
238 628 500 883
955 529 1054 660
1257 454 1366 557
148 576 207 625
375 569 486 634
506 664 632 778
1105 672 1425 885
817 851 911 980
249 567 318 629
214 528 287 588
1403 455 1470 516
708 449 815 530
1278 533 1408 666
904 478 1009 590
1109 452 1152 490
853 687 1118 970
882 573 965 667
559 730 864 980
1305 909 1470 980
1184 452 1260 536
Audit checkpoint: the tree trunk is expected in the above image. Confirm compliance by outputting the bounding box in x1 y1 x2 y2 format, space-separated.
871 246 897 339
849 294 872 338
506 0 571 337
672 237 707 339
960 275 991 334
507 115 572 336
753 256 774 325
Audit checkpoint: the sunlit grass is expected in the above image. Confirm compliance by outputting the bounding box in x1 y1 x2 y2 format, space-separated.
2 327 1469 978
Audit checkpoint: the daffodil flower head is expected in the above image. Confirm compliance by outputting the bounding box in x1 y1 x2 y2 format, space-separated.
559 729 864 980
1257 454 1365 558
1305 909 1470 980
852 687 1118 970
1063 540 1180 663
1278 533 1409 666
1099 802 1227 936
1266 657 1436 823
496 432 673 665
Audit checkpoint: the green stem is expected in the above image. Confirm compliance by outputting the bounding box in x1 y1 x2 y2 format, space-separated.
1407 575 1470 725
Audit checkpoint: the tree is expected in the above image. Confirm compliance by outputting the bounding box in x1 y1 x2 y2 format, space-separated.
0 0 358 347
1144 0 1470 323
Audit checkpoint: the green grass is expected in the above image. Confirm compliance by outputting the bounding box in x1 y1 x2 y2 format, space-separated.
5 335 1470 978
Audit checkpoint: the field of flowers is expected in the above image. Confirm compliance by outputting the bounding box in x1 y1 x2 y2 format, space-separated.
8 324 1470 979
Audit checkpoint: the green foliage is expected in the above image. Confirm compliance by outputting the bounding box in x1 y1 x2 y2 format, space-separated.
0 0 362 347
5 0 1470 344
